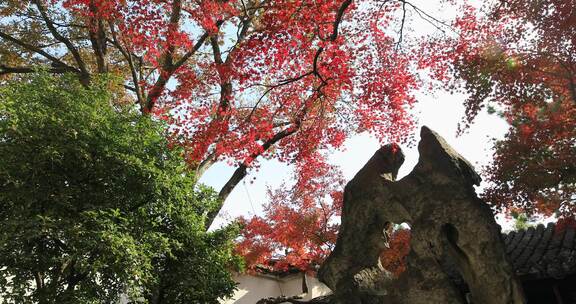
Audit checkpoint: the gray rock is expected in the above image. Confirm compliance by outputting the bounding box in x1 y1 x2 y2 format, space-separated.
318 126 526 304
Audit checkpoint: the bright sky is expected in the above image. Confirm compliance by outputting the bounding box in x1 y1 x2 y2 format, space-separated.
200 0 519 230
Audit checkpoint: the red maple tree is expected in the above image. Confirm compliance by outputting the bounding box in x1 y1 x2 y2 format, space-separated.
236 159 412 274
236 153 344 272
426 0 576 221
0 0 459 229
237 0 575 273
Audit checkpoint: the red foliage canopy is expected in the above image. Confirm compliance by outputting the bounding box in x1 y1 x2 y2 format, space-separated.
428 0 576 219
0 0 463 230
237 0 575 273
0 0 447 228
236 154 344 272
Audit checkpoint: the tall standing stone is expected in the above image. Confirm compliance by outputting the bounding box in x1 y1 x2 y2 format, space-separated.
318 126 525 304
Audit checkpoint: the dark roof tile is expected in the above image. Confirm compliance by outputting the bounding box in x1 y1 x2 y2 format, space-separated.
557 227 576 277
506 229 525 255
506 223 576 279
510 227 535 265
562 227 575 252
517 224 544 272
525 223 554 273
503 230 516 247
543 224 565 260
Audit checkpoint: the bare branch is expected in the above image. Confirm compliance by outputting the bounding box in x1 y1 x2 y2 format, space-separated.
107 22 145 106
330 0 353 41
0 64 71 75
0 31 78 73
87 1 108 73
32 0 89 78
401 0 454 33
207 125 299 228
396 1 407 50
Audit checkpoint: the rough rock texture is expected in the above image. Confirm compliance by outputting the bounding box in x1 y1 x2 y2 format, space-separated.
318 126 526 304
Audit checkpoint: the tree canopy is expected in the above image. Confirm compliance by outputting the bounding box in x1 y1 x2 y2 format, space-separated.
236 0 576 273
0 73 239 303
435 0 576 221
0 0 459 228
236 161 344 272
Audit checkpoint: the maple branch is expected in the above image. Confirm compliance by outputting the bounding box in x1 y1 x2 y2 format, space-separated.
143 21 220 113
143 1 243 113
214 69 326 213
87 1 108 73
242 48 323 123
241 70 314 124
207 85 315 230
32 0 90 81
240 0 338 125
225 0 260 63
193 35 235 176
400 0 454 34
210 33 234 114
330 0 353 41
188 26 238 181
207 126 299 229
205 0 352 229
273 120 292 128
165 0 182 68
141 0 183 113
173 30 211 68
312 48 327 84
210 36 225 66
108 22 145 106
19 10 87 27
196 152 218 179
0 31 79 74
276 71 315 86
396 1 407 50
0 65 72 75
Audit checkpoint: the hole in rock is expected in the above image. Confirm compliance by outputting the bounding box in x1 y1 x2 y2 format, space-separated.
379 222 411 276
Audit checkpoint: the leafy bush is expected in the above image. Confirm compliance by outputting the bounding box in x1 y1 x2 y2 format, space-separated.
0 73 239 304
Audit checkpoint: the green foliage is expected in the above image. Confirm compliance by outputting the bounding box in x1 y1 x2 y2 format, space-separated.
0 73 239 303
510 211 533 231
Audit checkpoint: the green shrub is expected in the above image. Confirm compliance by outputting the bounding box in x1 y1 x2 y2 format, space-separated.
0 73 239 304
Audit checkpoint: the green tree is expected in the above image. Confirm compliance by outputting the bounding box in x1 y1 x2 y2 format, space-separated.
0 73 239 304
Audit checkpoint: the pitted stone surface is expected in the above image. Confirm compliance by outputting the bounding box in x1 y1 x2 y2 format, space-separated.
317 126 526 304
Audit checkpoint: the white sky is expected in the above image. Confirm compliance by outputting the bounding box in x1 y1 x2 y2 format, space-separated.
200 0 528 231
